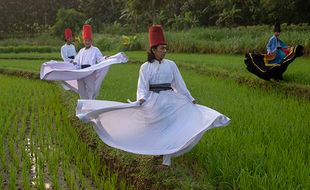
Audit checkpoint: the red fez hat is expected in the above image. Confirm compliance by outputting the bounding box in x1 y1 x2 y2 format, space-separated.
64 28 72 40
82 24 92 40
149 25 166 48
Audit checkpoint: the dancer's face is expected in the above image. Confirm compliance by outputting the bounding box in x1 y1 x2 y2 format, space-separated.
153 45 167 61
66 37 72 44
83 39 92 48
274 32 280 38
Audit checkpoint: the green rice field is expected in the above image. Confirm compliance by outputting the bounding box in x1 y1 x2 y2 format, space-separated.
0 52 309 189
0 74 131 189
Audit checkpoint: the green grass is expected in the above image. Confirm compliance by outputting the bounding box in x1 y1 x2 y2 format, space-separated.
0 74 131 189
0 46 59 53
0 52 60 60
0 51 118 72
0 33 62 47
0 59 43 72
0 51 118 60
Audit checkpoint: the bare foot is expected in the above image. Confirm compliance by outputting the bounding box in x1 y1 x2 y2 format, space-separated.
157 164 169 170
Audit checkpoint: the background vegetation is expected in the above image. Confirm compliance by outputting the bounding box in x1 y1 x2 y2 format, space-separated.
1 0 310 38
0 25 309 55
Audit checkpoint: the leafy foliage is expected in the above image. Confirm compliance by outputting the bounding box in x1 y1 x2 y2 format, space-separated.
52 8 86 39
2 0 310 36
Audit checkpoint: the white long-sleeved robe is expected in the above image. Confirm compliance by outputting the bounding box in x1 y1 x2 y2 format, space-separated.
74 46 106 67
76 59 230 166
74 46 107 99
137 59 195 102
61 43 77 62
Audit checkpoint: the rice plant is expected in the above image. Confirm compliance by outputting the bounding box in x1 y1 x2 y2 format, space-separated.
0 74 131 189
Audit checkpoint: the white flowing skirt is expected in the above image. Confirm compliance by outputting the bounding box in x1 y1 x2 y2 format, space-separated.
76 90 230 157
40 52 128 99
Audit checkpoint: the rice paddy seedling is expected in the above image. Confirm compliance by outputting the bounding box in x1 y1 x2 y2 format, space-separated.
8 166 17 190
21 155 31 190
0 169 3 190
0 74 131 189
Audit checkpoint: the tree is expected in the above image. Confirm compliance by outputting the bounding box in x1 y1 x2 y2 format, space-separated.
0 0 80 37
52 8 86 38
260 0 296 24
234 0 264 25
210 0 242 27
78 0 125 31
120 0 168 32
294 0 310 24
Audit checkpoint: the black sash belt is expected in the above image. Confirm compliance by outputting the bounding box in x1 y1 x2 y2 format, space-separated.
68 56 75 59
149 83 173 93
81 64 91 69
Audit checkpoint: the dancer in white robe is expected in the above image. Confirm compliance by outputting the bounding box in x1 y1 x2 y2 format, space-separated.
61 28 77 63
41 24 123 100
40 52 128 99
76 25 230 166
74 24 108 99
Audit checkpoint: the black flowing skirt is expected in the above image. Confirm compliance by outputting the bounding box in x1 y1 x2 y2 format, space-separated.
244 45 303 80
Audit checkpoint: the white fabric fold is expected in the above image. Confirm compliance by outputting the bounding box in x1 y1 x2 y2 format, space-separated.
40 52 128 99
76 92 230 165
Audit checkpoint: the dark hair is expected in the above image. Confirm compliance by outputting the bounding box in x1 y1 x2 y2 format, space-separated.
147 46 158 63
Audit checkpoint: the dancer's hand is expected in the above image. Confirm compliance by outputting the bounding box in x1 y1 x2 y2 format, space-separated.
139 99 145 105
